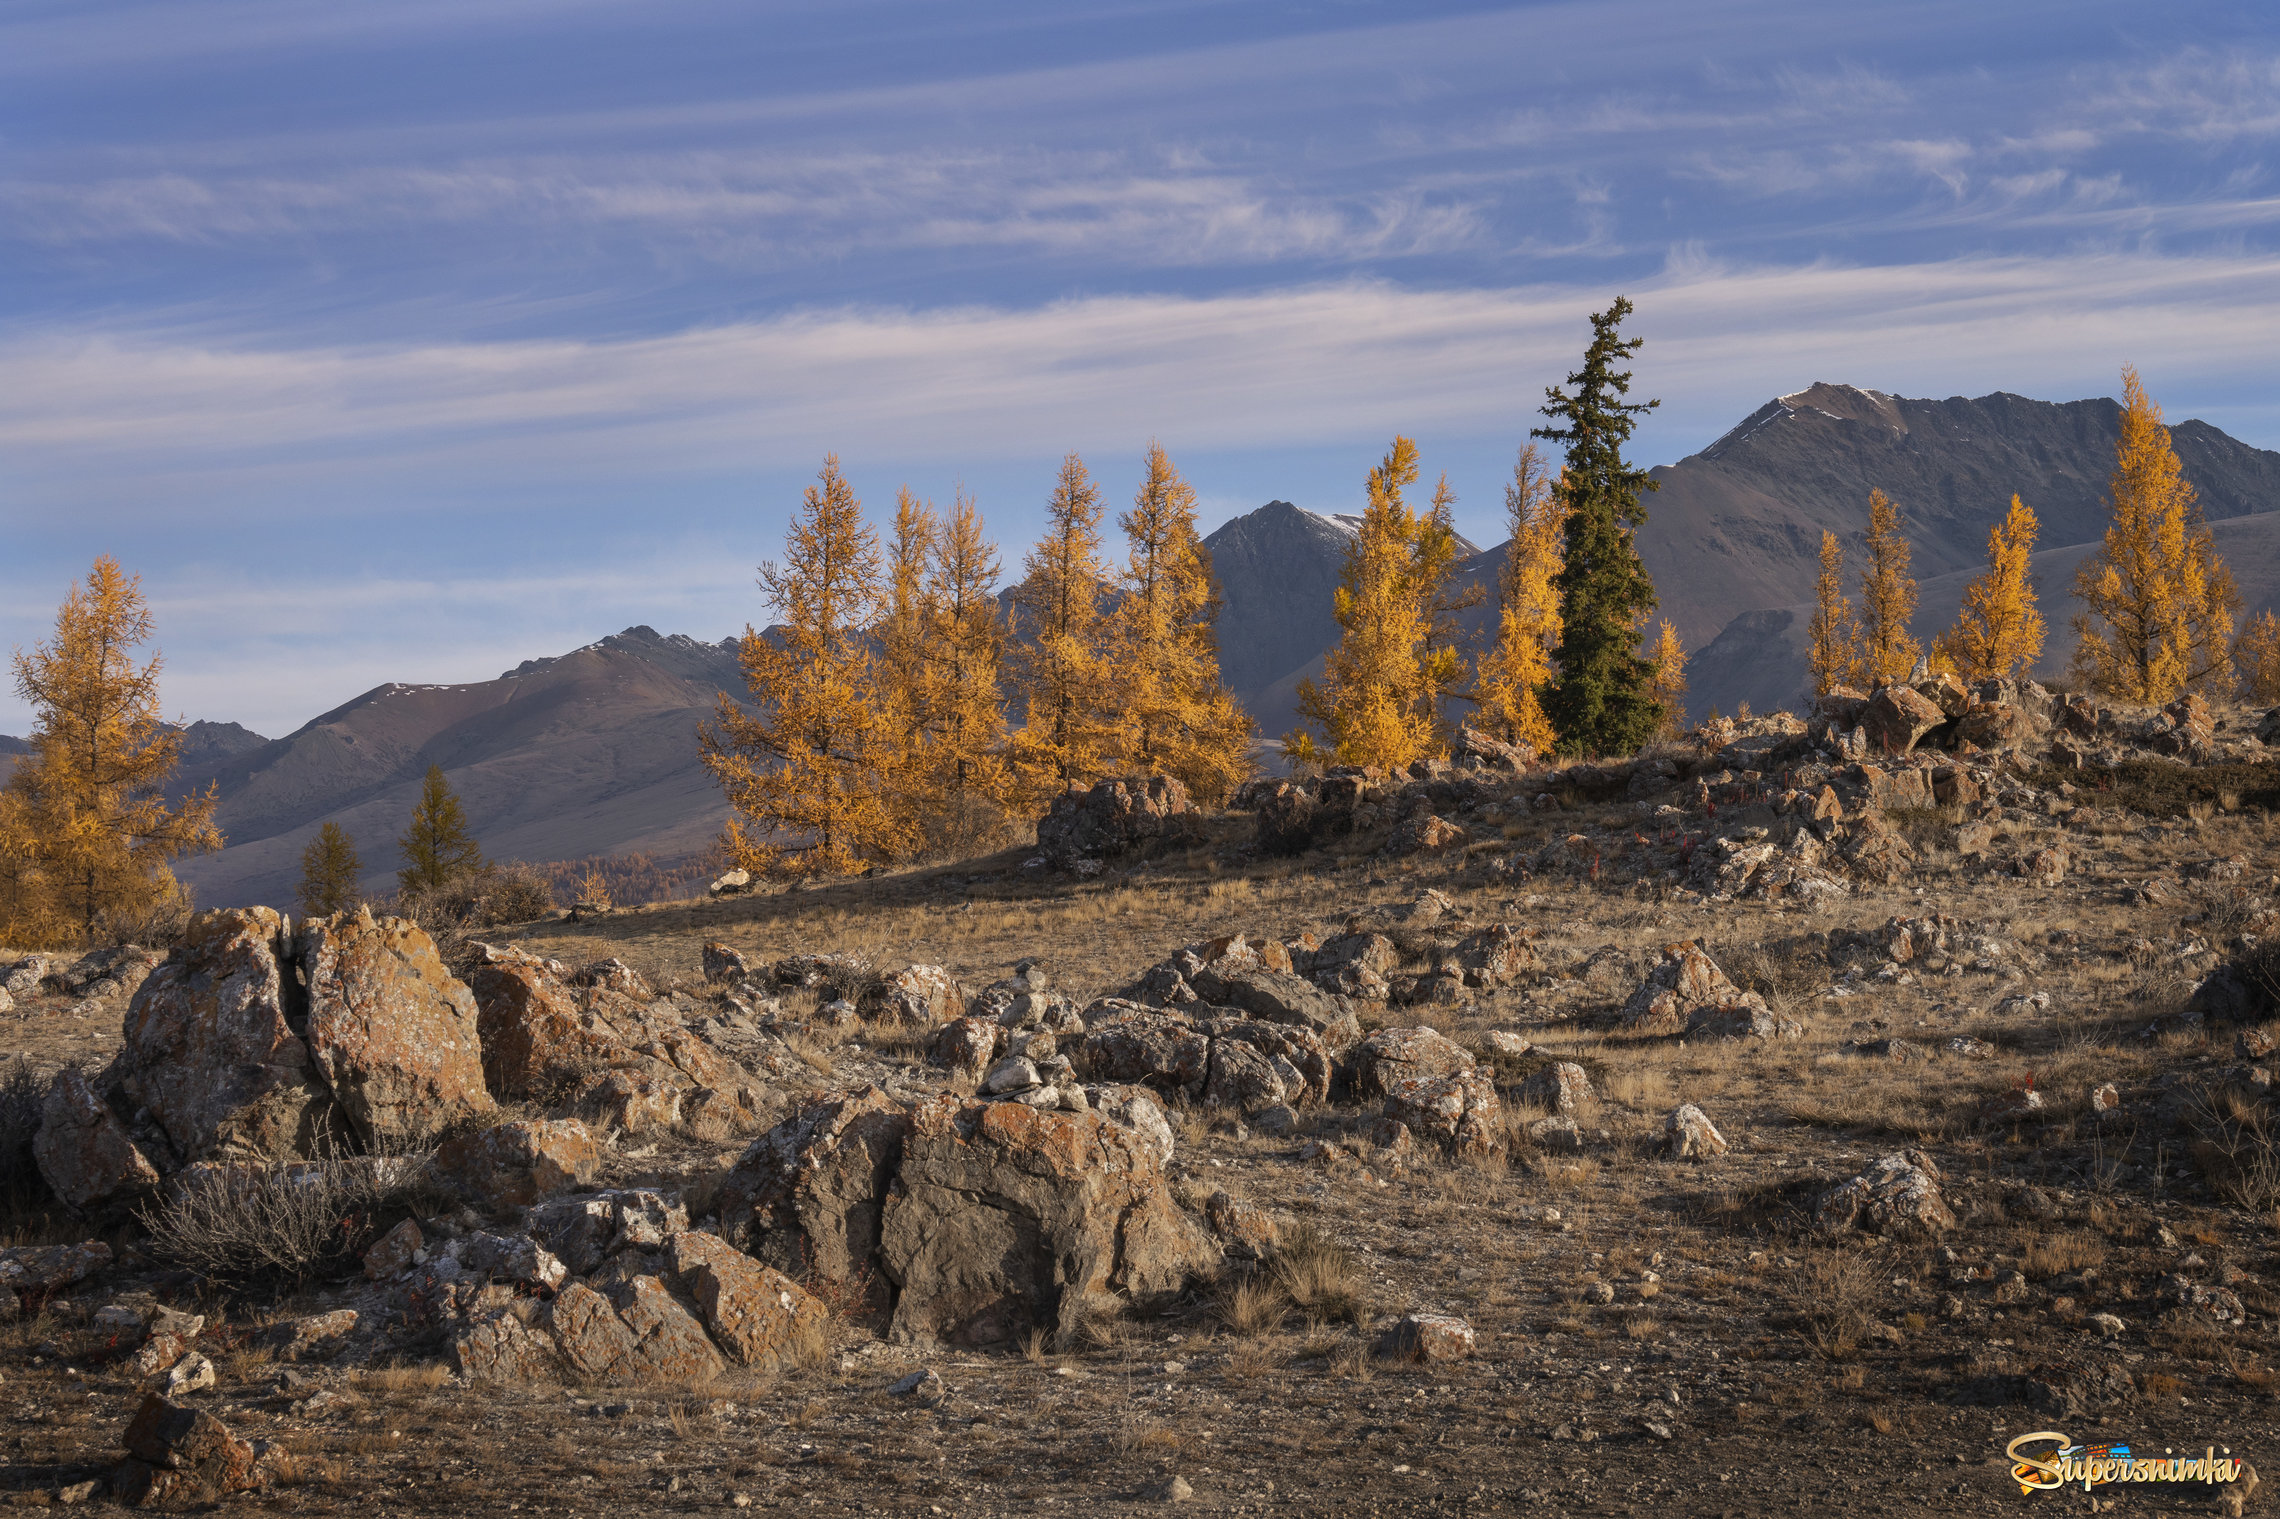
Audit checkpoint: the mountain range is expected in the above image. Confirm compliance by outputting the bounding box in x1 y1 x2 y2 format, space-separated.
7 383 2275 910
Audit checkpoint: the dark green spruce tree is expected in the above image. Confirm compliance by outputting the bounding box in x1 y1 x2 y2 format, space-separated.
297 821 363 917
1532 296 1663 756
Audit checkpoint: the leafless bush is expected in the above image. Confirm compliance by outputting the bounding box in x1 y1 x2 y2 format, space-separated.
138 1157 419 1287
95 882 196 951
2185 1085 2280 1211
1790 1248 1878 1361
0 1059 50 1218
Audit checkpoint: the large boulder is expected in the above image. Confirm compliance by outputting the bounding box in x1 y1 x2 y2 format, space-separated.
1035 776 1195 866
871 964 964 1025
466 944 620 1099
34 1068 160 1213
432 1118 602 1209
668 1230 830 1374
1187 966 1359 1049
1345 1026 1475 1100
1072 1008 1212 1098
1619 941 1774 1038
716 1086 911 1301
1303 932 1396 1000
1861 685 1948 755
879 1097 1218 1346
1379 1069 1502 1159
299 909 495 1148
1814 1149 1955 1239
118 909 336 1164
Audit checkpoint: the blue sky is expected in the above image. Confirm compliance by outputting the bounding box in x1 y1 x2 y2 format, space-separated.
5 0 2277 735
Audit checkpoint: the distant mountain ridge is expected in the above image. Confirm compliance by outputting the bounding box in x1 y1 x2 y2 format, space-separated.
22 383 2273 909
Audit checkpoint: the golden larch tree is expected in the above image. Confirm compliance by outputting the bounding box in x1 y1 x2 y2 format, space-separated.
397 763 483 896
1291 437 1449 771
919 488 1012 852
700 455 908 877
1936 494 2045 681
1647 618 1688 737
1108 442 1254 803
1008 454 1118 796
1807 529 1862 696
1473 443 1564 754
875 487 939 836
2235 610 2280 705
1858 489 1922 687
2 556 220 946
2071 367 2242 702
1417 471 1482 746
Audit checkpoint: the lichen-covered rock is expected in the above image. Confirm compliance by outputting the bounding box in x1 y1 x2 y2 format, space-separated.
114 1394 263 1507
34 1068 160 1213
1380 1069 1502 1159
1517 1062 1593 1116
546 1281 645 1381
0 1239 113 1295
668 1230 828 1374
702 942 753 985
447 1233 567 1292
1201 1019 1330 1109
299 908 494 1148
119 908 336 1163
1815 1149 1955 1239
1203 1190 1279 1260
432 1118 602 1208
1663 1103 1728 1160
1086 1084 1176 1168
258 1309 358 1361
363 1219 423 1280
1345 1026 1475 1101
1073 1008 1211 1098
716 1087 910 1300
1862 684 1947 754
879 1097 1220 1346
1187 967 1359 1050
1035 775 1195 866
1451 925 1536 988
874 964 964 1025
607 1274 727 1382
1377 1313 1475 1362
927 1016 1003 1080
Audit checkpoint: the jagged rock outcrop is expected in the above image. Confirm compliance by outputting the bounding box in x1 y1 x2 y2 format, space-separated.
300 908 495 1148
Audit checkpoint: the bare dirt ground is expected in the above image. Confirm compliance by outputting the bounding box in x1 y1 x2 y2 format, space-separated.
9 735 2280 1516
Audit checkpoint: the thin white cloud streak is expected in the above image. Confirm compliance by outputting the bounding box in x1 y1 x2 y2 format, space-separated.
0 152 1490 267
6 252 2279 496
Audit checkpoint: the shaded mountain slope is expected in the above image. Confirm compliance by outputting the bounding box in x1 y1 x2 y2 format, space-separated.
172 627 743 910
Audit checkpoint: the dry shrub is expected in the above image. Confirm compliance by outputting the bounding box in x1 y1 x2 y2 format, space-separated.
2185 1085 2280 1210
1267 1223 1367 1325
2022 1231 2107 1280
139 1158 415 1287
0 1059 50 1219
1791 1249 1877 1362
1215 1275 1290 1338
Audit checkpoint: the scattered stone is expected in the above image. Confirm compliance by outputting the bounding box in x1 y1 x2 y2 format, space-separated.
888 1367 945 1405
1385 813 1468 856
1379 1069 1502 1159
873 964 964 1025
34 1068 161 1214
432 1118 603 1208
1861 685 1948 754
1662 1104 1728 1161
1815 1150 1955 1240
151 1352 216 1397
1619 941 1775 1038
1376 1313 1476 1362
1526 1116 1582 1153
708 869 753 898
1203 1191 1280 1260
1517 1062 1593 1116
113 1394 264 1507
2020 846 2069 884
1483 1031 1533 1058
